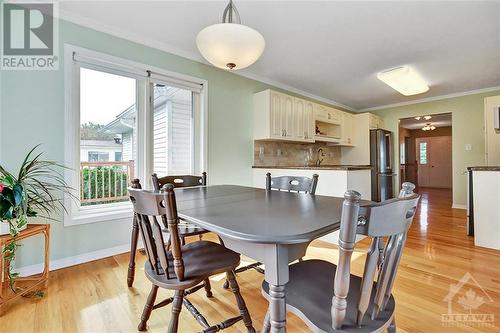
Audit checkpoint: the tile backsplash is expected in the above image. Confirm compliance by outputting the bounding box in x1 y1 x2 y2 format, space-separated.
254 140 341 167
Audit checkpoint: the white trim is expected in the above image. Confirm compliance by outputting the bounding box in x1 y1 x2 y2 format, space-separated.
360 86 500 112
236 70 354 111
452 203 467 210
14 243 134 277
57 8 353 111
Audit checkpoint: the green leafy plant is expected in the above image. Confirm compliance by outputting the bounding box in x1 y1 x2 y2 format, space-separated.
0 145 74 291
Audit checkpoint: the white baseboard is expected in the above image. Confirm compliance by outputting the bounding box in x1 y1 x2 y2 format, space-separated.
14 243 132 277
452 203 467 210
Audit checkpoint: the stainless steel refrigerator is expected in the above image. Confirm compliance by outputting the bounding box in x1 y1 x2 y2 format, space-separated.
370 129 395 202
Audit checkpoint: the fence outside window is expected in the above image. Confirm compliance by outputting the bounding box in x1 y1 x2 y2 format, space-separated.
80 160 134 205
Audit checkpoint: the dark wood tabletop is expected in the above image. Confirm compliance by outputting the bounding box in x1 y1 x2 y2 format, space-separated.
174 185 345 244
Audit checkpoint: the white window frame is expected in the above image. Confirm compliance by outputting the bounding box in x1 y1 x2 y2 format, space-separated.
64 44 208 226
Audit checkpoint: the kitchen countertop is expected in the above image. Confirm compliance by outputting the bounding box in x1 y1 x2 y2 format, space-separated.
252 165 372 171
467 166 500 171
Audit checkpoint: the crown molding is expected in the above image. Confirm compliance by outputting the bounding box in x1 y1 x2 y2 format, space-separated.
360 86 500 112
235 70 355 111
57 8 355 111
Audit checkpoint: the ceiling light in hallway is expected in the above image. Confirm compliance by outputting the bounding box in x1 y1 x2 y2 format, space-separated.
196 0 265 70
422 123 436 131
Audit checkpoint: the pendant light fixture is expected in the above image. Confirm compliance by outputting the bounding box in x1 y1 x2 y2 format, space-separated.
196 0 265 70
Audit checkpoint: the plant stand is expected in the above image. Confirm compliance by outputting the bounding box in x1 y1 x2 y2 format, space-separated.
0 224 50 315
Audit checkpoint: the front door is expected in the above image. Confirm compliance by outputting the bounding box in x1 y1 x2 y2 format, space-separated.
416 136 452 188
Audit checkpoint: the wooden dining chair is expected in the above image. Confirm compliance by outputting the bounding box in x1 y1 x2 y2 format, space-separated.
266 172 319 194
225 172 320 288
128 185 255 333
127 173 208 288
261 182 419 332
152 173 209 245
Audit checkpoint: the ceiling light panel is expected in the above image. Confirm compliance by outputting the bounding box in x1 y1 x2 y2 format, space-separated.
377 66 429 96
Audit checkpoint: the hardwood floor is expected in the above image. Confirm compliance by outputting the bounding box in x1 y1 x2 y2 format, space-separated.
1 188 499 332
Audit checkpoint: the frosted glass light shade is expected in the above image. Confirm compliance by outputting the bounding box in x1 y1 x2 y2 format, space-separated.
377 66 429 96
196 23 265 70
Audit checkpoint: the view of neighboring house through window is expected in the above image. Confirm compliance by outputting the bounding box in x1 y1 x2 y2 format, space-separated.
80 67 137 206
88 151 110 162
152 83 193 176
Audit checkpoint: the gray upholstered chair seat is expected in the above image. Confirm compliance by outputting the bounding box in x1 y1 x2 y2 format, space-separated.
262 259 395 333
145 240 240 290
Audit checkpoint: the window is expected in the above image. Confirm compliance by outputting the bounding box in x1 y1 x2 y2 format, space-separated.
79 68 137 207
88 152 110 162
400 143 405 165
65 46 207 225
419 142 428 164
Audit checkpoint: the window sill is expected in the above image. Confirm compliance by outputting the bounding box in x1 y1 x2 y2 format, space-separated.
65 202 134 226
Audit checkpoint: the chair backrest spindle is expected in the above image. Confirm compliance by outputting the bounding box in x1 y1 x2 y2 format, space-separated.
163 184 185 280
128 184 186 281
332 190 362 330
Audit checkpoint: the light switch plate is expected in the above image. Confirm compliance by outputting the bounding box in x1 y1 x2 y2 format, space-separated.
465 144 472 151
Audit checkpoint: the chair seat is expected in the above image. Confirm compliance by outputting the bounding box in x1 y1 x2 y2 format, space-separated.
145 241 240 290
262 260 395 333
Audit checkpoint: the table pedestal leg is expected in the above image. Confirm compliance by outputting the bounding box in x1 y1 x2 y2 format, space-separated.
269 284 286 333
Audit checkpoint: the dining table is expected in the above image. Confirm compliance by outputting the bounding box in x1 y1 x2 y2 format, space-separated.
173 184 348 333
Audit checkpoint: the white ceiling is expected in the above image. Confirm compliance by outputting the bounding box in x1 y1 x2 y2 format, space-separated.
399 113 452 130
57 1 500 111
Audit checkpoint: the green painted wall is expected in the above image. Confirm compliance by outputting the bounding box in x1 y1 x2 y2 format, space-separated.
372 90 500 207
0 19 342 267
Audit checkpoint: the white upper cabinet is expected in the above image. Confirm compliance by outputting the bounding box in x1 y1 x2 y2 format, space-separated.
341 112 355 146
282 94 294 138
369 113 385 129
303 100 315 140
253 89 314 142
253 89 374 147
314 104 342 124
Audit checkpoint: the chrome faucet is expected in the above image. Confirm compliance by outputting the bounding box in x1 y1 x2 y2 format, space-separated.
316 148 326 166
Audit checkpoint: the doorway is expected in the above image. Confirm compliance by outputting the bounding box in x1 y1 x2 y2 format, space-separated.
399 113 453 191
416 136 452 188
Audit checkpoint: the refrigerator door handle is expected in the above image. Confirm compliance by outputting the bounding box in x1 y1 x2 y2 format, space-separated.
385 133 392 171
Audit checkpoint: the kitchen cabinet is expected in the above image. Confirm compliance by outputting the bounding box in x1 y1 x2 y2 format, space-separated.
254 89 380 147
314 104 342 124
253 89 314 142
341 112 354 146
369 114 384 129
294 98 315 141
314 105 343 143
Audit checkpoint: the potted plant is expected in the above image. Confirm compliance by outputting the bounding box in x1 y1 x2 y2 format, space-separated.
0 145 74 290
